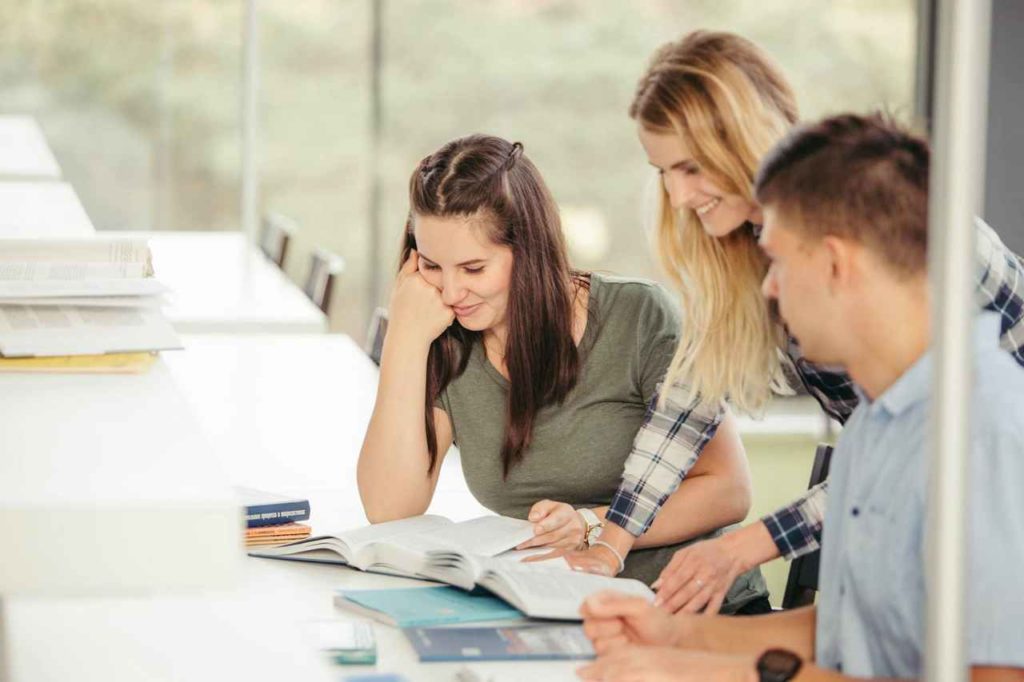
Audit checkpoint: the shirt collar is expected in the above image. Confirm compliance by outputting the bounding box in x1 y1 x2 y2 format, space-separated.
873 312 1002 417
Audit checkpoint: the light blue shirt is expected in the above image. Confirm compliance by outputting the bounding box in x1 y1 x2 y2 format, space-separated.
816 313 1024 676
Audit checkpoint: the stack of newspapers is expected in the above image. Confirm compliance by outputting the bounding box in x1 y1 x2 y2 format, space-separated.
0 238 182 362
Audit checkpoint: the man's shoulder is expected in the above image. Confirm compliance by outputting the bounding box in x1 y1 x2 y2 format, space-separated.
972 348 1024 441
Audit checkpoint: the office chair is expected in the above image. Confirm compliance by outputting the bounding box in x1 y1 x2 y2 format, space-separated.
780 442 834 610
259 212 297 269
303 248 345 314
364 307 388 366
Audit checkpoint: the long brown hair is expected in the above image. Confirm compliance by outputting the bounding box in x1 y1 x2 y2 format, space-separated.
402 134 585 476
630 31 798 413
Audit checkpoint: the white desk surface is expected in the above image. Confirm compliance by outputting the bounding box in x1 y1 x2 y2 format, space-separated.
0 181 94 237
6 333 581 681
0 116 61 180
0 361 241 594
3 332 836 681
168 333 570 680
119 231 327 334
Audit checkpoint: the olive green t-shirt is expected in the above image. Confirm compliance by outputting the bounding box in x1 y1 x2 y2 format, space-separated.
438 274 767 606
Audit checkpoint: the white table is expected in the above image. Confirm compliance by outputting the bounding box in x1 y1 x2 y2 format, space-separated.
162 333 488 518
163 334 574 680
121 231 327 333
0 362 240 593
0 116 61 180
0 181 94 237
0 341 330 682
5 334 579 681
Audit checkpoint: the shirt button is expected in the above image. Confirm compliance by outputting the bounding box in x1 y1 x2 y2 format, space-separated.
851 507 860 517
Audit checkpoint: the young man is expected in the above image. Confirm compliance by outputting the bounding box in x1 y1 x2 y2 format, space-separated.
577 114 1024 681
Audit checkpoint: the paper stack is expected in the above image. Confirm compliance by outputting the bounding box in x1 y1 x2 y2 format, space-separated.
0 238 182 362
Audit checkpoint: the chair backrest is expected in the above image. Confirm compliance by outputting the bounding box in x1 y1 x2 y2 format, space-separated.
259 212 297 269
364 307 389 366
781 442 834 610
303 248 345 314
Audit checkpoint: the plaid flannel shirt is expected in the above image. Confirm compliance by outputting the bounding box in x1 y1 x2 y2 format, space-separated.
606 217 1024 560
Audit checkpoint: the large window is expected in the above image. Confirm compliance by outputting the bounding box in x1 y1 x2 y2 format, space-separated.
1 0 917 336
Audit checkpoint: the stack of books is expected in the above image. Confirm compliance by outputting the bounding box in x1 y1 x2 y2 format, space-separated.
0 237 181 368
239 488 312 548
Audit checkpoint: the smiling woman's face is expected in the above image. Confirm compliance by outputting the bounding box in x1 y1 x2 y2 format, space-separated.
638 125 762 237
412 211 514 334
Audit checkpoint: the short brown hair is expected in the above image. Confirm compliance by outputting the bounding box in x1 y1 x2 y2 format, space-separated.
755 113 930 276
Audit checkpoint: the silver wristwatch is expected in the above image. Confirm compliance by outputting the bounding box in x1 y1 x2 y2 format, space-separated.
577 508 605 546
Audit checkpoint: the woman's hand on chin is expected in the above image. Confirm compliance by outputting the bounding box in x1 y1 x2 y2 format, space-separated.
389 250 455 347
515 499 586 551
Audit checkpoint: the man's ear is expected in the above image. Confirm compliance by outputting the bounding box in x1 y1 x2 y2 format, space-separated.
821 235 856 294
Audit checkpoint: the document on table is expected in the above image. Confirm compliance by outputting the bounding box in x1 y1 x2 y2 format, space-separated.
0 238 158 296
0 278 168 299
0 295 165 308
0 304 182 357
0 238 151 265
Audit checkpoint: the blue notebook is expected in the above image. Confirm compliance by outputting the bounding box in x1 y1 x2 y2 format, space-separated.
335 586 525 628
403 624 596 662
237 487 310 528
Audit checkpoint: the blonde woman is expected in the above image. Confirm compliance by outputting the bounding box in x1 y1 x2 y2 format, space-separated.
573 30 1024 615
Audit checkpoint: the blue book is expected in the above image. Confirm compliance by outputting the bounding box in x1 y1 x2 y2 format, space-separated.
334 586 525 628
403 624 596 662
237 487 311 528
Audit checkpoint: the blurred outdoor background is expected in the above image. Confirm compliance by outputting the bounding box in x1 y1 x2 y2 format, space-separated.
0 0 915 603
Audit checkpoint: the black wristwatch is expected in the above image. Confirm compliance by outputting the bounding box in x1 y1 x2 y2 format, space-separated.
756 649 803 682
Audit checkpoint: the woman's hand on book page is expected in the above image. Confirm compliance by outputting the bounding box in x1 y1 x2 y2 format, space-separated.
576 645 756 682
579 591 682 654
389 250 456 348
515 499 586 551
563 546 619 576
651 534 744 615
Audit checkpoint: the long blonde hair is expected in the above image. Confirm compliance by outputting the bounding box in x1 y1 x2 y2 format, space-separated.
630 31 798 414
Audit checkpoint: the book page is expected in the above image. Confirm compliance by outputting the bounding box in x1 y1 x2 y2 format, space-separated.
494 547 572 570
335 514 453 553
0 295 165 308
0 305 182 357
395 516 535 589
251 516 453 575
422 515 534 557
0 238 151 265
0 261 148 281
0 278 167 299
482 565 654 621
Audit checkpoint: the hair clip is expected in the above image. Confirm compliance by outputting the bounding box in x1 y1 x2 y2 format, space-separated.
507 141 524 168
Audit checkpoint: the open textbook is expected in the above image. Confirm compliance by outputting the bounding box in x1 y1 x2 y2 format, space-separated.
0 238 180 357
250 514 654 621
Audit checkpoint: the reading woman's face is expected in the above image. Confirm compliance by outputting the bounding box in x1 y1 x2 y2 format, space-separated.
638 125 762 237
412 212 514 335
